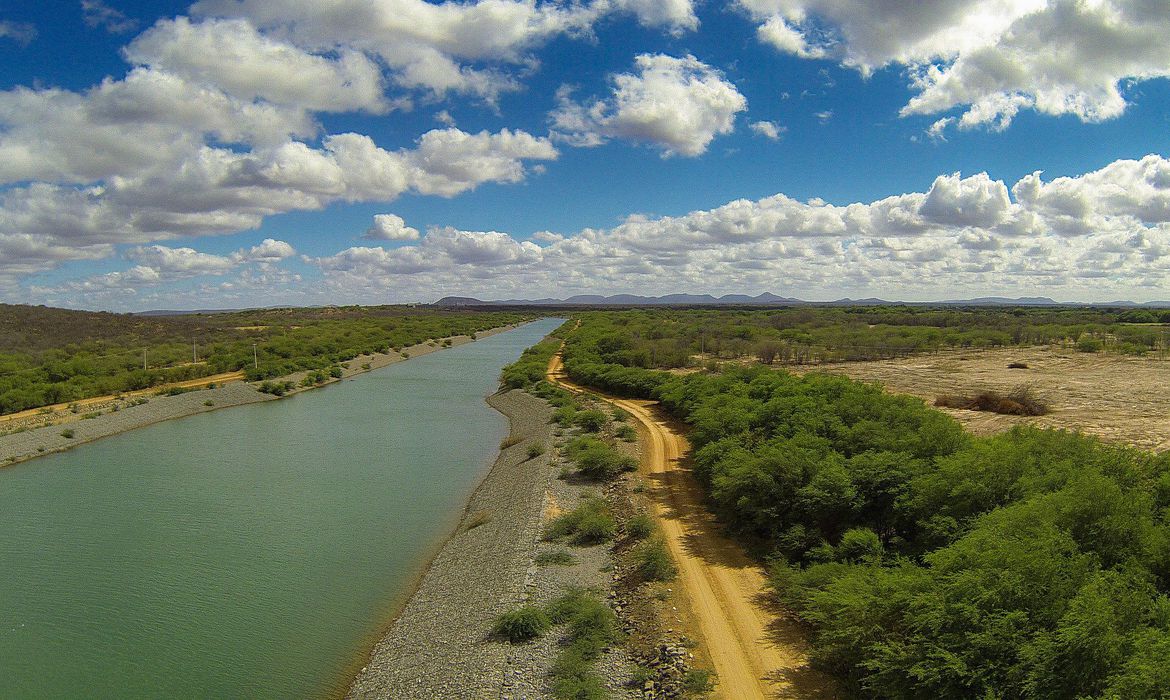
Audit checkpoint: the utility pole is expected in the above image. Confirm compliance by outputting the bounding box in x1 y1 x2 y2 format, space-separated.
253 344 258 369
193 340 198 364
143 349 147 371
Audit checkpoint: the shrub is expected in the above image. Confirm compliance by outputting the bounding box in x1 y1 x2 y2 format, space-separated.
526 442 546 460
1007 361 1029 369
935 385 1050 416
627 513 655 540
632 537 676 582
615 424 637 442
491 606 550 643
1077 336 1103 353
60 428 75 439
681 669 717 696
574 410 609 432
611 408 630 422
500 435 523 449
203 400 215 407
544 498 616 545
552 406 577 427
575 445 637 481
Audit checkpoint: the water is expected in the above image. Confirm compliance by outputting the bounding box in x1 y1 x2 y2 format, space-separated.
0 318 562 699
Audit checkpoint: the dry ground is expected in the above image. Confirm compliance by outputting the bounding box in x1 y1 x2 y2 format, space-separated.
797 346 1170 452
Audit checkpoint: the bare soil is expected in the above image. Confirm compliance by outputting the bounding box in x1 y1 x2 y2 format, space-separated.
799 346 1170 452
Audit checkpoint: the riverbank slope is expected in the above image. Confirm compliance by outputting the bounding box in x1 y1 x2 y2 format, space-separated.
0 324 519 468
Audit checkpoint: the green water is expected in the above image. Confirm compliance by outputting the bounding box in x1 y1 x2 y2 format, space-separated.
0 318 562 699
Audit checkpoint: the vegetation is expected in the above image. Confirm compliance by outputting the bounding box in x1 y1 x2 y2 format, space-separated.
631 537 676 582
526 442 546 460
535 549 576 566
935 384 1051 415
544 497 617 545
491 605 551 643
548 589 622 700
500 337 562 389
552 309 1170 698
0 304 528 414
563 436 637 481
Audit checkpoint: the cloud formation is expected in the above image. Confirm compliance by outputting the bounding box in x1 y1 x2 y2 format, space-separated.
364 214 421 241
0 20 36 45
740 0 1170 131
550 54 747 157
298 154 1170 302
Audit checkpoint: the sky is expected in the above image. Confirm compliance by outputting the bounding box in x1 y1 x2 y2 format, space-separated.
1 0 1169 310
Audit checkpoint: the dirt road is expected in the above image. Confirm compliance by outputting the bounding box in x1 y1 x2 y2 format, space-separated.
547 354 834 699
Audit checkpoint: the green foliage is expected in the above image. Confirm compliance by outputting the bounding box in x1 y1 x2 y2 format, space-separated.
544 497 616 545
0 304 527 414
615 424 637 441
491 605 550 643
681 668 717 696
535 549 576 566
574 409 609 432
631 537 676 582
526 442 546 459
59 428 74 439
626 513 654 540
500 336 564 389
559 309 1170 698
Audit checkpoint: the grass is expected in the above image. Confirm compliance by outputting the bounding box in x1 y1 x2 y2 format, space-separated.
935 384 1051 416
500 434 524 449
548 589 621 700
544 497 616 545
59 428 74 439
682 669 717 696
615 424 637 442
491 606 551 643
631 537 676 582
626 513 655 540
526 442 546 460
535 549 576 566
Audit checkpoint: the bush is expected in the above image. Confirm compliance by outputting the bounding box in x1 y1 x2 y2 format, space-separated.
491 606 550 643
631 537 676 582
615 424 637 442
544 497 616 545
575 445 637 481
681 669 717 696
1007 361 1029 369
500 434 523 449
526 442 546 460
627 513 655 540
59 428 75 439
465 510 493 530
1077 336 1103 353
935 384 1050 416
552 406 577 427
574 410 609 432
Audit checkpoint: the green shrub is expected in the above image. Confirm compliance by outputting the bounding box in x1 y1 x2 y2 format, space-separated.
59 428 74 439
544 498 616 545
632 537 676 582
682 669 717 696
574 409 609 432
491 606 550 643
526 442 546 460
627 513 655 540
615 424 637 441
575 445 637 481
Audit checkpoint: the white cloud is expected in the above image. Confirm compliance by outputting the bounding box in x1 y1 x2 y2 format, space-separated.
0 20 36 45
295 154 1170 304
124 17 388 114
741 0 1170 131
749 120 785 140
602 0 699 34
82 1 140 34
364 213 420 241
550 54 747 157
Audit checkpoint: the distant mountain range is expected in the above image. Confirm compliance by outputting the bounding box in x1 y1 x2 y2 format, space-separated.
433 294 1170 308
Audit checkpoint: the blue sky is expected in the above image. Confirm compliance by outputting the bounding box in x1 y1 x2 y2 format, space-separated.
1 1 1169 309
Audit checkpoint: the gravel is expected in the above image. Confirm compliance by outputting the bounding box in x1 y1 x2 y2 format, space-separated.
0 383 274 466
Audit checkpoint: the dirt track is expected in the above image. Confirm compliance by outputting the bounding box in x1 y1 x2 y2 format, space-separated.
547 354 834 699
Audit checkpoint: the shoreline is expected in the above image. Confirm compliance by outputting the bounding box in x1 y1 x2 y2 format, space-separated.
344 388 561 698
0 323 523 469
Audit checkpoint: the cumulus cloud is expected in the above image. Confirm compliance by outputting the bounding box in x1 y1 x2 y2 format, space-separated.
364 213 420 241
296 154 1170 303
740 0 1170 131
124 17 388 114
550 54 747 157
749 120 785 140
